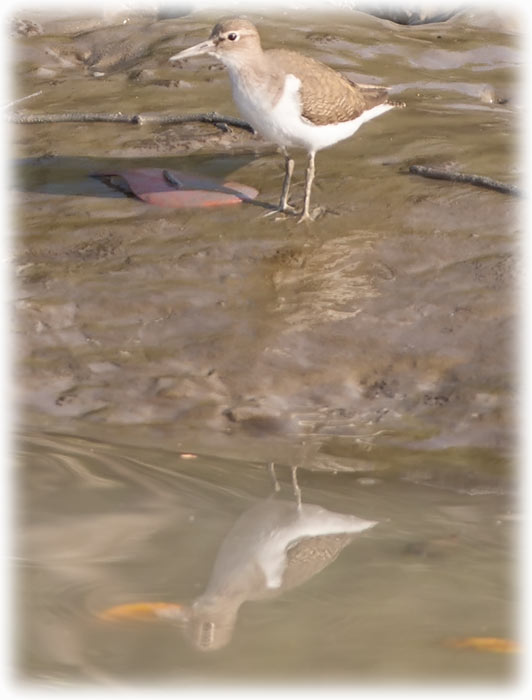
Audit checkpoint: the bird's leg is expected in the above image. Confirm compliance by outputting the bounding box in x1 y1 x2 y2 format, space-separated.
290 465 302 511
278 149 296 214
262 150 297 218
298 151 317 223
268 461 281 493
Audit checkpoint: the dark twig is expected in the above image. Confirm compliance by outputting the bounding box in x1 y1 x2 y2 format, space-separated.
409 164 521 197
8 110 255 133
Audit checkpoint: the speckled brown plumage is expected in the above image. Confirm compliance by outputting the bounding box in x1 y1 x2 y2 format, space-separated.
265 49 390 125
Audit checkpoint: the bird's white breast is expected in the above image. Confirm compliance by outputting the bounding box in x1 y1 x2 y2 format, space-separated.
228 69 393 154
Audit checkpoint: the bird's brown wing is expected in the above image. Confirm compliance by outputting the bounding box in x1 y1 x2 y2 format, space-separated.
351 82 392 109
267 49 389 125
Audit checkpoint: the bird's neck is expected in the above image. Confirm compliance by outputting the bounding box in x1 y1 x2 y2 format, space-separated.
224 50 286 111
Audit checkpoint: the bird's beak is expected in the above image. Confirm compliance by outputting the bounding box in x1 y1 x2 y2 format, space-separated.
169 38 217 63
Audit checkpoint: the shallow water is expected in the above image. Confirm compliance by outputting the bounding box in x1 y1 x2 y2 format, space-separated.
16 429 516 684
11 5 520 685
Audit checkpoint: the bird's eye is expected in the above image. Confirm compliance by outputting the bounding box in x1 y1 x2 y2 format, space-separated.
227 32 238 41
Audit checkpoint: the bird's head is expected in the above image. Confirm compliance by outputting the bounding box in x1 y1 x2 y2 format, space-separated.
169 18 262 68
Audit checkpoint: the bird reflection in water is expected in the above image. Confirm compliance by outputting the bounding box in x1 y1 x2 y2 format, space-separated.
99 464 378 651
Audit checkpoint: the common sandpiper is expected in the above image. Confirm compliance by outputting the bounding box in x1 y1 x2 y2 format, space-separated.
170 18 400 222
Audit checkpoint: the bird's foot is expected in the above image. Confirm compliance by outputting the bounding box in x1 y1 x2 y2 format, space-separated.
279 202 298 215
297 206 325 224
262 202 298 219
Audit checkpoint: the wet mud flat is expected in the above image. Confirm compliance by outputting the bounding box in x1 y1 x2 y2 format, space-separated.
13 6 519 487
10 5 521 684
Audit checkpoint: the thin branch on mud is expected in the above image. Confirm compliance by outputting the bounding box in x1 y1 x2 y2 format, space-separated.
409 164 521 197
8 110 255 133
2 91 43 110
